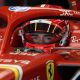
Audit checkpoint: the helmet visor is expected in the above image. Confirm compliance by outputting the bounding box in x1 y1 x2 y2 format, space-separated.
23 23 63 44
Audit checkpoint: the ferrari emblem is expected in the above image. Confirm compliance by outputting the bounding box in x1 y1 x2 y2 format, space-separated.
46 61 54 80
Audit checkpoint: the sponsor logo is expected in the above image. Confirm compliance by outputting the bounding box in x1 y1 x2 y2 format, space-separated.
0 59 30 64
10 52 39 56
60 10 73 16
71 36 80 43
9 6 31 12
46 60 54 80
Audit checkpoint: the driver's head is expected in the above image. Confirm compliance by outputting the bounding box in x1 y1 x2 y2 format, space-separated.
28 32 53 44
19 19 69 52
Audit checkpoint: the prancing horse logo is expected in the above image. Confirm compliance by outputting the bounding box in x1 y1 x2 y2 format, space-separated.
46 61 54 80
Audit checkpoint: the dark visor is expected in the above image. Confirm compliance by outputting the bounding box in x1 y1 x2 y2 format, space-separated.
23 23 62 35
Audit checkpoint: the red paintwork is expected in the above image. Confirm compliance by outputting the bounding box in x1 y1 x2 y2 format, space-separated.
0 5 80 80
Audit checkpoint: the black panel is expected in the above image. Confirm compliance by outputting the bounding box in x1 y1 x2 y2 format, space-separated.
76 76 80 80
58 66 80 80
5 0 70 9
27 0 70 9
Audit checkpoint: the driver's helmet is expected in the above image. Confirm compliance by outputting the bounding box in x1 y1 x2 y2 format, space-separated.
19 4 70 52
19 19 69 52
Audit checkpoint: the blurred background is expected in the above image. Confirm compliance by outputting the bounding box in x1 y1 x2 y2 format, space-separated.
0 0 70 9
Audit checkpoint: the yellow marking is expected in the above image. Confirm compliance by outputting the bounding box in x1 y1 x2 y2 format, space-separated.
16 49 21 53
0 66 19 80
35 23 37 31
46 62 54 80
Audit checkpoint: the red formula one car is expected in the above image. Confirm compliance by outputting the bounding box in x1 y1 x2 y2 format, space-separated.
0 0 80 80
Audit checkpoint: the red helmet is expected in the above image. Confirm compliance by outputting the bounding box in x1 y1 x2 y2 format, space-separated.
19 19 69 52
19 4 70 52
